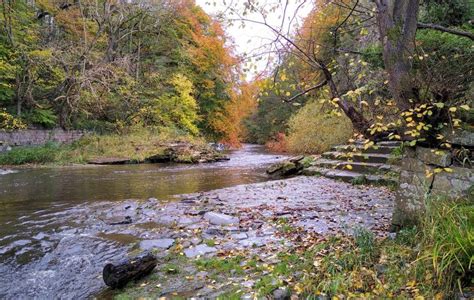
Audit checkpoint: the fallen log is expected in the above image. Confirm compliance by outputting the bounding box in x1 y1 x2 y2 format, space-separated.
103 252 157 289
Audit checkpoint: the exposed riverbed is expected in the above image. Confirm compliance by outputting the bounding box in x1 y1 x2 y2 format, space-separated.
0 144 289 298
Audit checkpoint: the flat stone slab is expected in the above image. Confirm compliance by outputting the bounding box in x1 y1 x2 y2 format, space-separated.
203 212 239 225
140 239 175 250
88 157 132 165
231 233 248 240
239 237 266 247
184 244 217 258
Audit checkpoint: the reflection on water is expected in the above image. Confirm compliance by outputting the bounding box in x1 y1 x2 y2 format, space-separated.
0 144 287 298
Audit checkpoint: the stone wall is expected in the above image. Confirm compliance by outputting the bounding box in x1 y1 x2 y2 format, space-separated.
0 129 85 150
392 146 473 227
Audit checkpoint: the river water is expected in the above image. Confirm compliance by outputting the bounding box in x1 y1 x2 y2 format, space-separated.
0 144 287 299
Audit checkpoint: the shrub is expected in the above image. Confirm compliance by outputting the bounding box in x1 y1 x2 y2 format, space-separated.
0 109 26 129
265 132 288 152
287 100 353 154
0 142 63 165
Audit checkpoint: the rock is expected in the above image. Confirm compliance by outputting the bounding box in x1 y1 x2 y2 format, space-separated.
272 287 291 300
107 216 133 225
204 212 239 225
442 128 474 147
266 157 305 178
416 147 452 167
195 271 209 278
393 150 473 227
231 233 248 240
208 142 226 151
183 244 217 258
204 226 240 236
241 280 255 288
239 237 265 247
190 237 202 245
289 155 305 163
139 239 175 250
88 157 132 165
178 216 197 225
147 142 229 164
147 153 172 163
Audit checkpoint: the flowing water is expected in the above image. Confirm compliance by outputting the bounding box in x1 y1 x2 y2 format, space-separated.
0 144 287 299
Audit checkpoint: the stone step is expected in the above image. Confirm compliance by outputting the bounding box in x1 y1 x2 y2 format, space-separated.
302 166 398 186
312 158 387 174
354 140 402 147
331 144 398 155
322 151 391 164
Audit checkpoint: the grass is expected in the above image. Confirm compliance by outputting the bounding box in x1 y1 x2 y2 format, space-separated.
419 198 474 289
0 127 206 166
0 142 66 165
214 197 473 299
195 255 245 277
255 197 473 298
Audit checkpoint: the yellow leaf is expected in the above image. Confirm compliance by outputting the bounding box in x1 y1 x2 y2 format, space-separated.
460 105 470 110
407 280 416 287
449 107 457 112
346 165 353 170
444 168 453 173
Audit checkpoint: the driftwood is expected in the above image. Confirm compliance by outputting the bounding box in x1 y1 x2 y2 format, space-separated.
103 252 157 289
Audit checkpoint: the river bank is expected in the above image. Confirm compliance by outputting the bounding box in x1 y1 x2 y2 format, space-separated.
98 176 471 299
94 176 395 298
0 129 227 167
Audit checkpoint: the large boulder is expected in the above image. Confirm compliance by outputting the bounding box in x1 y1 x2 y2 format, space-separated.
416 147 452 167
147 142 229 164
266 156 306 178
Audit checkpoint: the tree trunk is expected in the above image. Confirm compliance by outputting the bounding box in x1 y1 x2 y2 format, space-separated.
103 252 157 289
320 63 371 136
374 0 420 112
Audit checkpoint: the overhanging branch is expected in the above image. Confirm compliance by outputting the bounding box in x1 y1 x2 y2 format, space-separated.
285 80 328 103
417 22 474 40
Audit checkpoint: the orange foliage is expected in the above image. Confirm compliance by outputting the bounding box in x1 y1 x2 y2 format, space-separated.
265 132 288 153
292 0 348 87
210 82 258 148
177 0 237 78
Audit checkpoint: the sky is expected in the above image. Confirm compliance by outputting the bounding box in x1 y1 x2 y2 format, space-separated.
195 0 314 78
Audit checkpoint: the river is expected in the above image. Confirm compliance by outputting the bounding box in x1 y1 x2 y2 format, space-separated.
0 144 287 298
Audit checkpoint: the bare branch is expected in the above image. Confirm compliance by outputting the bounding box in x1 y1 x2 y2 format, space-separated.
285 80 328 102
417 22 474 40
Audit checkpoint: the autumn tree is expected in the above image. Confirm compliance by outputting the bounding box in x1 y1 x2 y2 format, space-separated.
232 0 473 144
1 0 250 142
